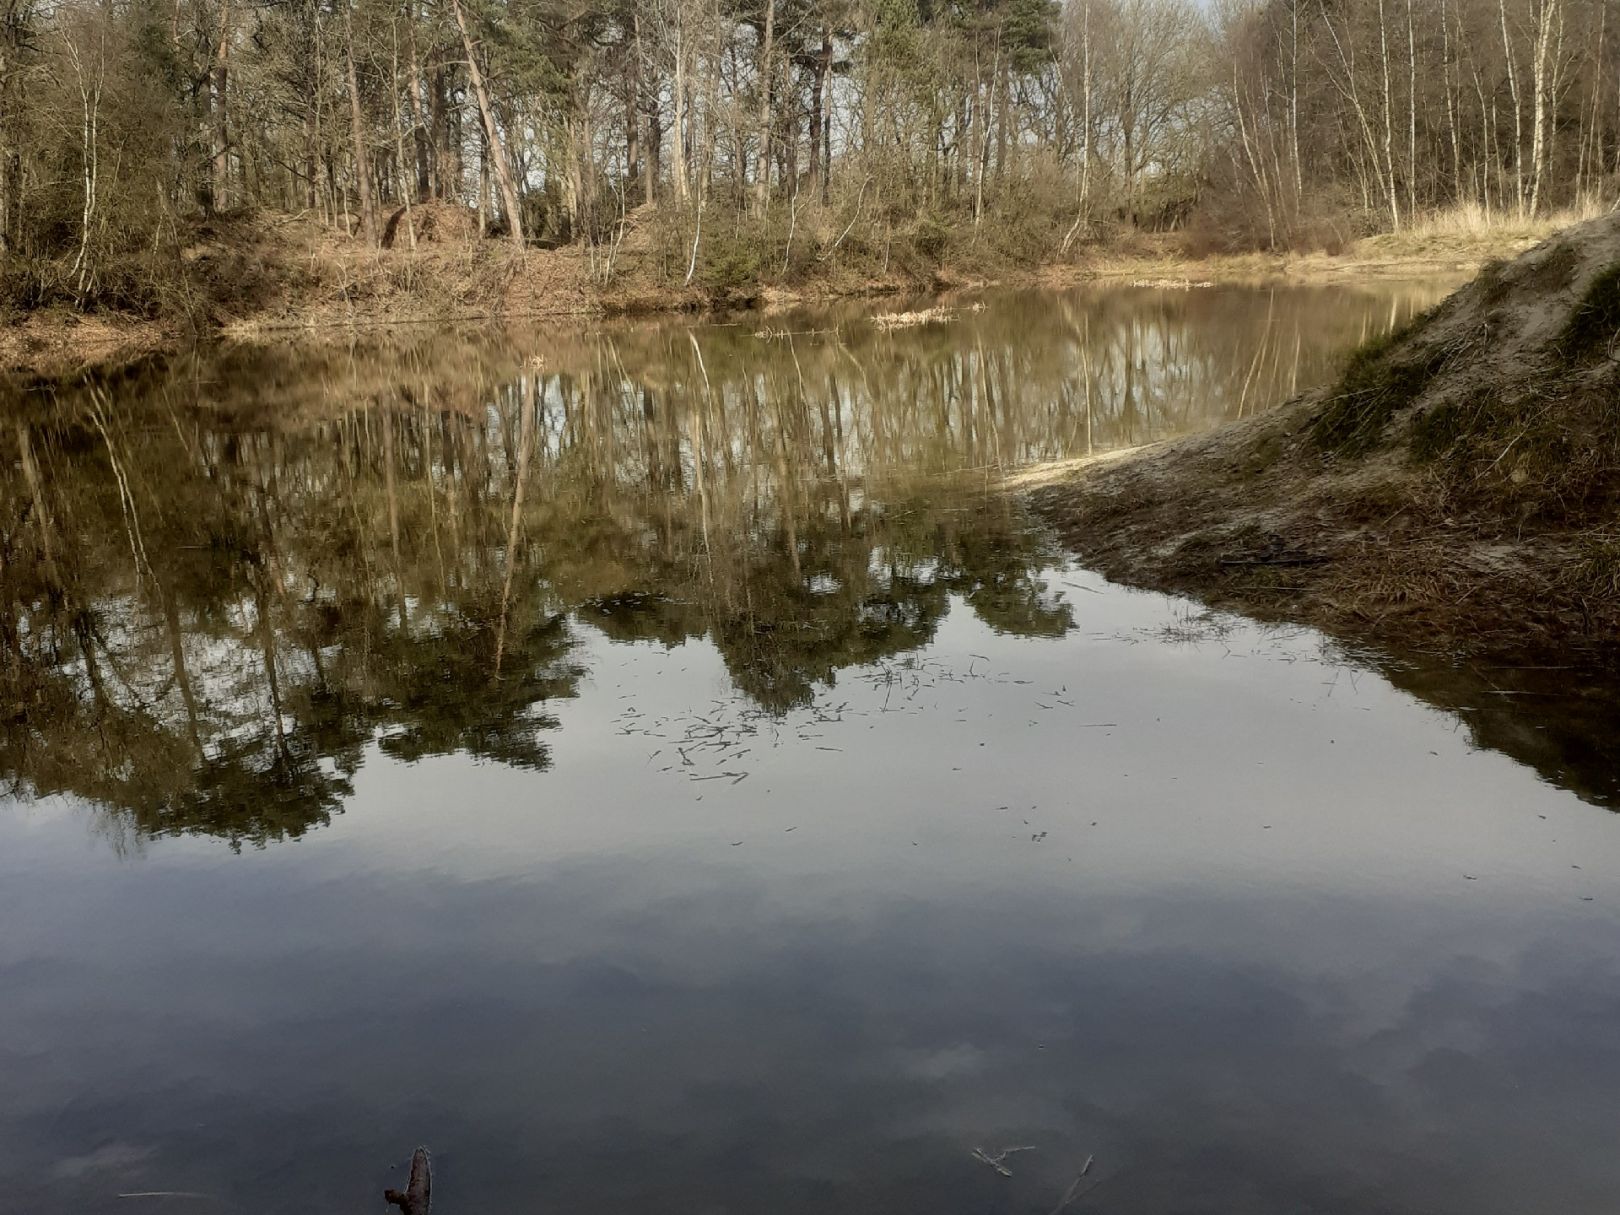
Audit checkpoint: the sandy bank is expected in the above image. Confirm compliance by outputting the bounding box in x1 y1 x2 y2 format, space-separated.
1017 214 1620 669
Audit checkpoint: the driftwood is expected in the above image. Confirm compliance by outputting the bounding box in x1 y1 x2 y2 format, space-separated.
971 1144 1036 1177
384 1147 432 1215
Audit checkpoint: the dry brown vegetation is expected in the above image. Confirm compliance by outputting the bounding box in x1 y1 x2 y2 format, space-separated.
0 206 1551 375
1018 210 1620 666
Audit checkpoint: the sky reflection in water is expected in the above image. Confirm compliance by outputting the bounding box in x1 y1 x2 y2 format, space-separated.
3 281 1618 1215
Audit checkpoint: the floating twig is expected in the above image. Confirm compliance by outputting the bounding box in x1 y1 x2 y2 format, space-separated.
972 1145 1036 1177
1047 1155 1096 1215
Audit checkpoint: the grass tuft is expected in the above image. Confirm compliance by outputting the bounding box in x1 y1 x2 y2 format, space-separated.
1557 263 1620 362
1310 308 1446 456
1408 393 1485 461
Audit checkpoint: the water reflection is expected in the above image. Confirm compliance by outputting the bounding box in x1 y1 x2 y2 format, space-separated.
5 591 1619 1215
7 284 1620 1215
0 280 1488 847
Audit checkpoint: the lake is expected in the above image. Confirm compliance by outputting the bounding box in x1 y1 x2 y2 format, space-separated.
4 281 1620 1215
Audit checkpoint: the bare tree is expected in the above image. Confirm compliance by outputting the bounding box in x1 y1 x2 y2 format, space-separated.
343 0 376 242
448 0 523 247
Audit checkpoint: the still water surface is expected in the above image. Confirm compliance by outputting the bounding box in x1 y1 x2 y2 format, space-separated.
5 282 1620 1215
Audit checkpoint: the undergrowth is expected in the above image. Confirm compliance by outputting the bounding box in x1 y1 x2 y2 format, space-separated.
1576 534 1620 596
1407 378 1620 526
1557 262 1620 361
1309 308 1446 456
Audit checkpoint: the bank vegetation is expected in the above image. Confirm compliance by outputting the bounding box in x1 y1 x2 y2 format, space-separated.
2 0 1619 350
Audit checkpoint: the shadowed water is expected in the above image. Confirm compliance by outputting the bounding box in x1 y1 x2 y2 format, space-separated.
5 282 1620 1215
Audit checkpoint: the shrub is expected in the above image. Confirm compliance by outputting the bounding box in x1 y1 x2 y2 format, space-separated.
912 213 949 261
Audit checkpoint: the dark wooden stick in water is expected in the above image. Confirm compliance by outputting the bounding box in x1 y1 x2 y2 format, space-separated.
384 1147 432 1215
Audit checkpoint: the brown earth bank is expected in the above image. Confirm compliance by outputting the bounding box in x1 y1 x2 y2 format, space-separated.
0 205 1569 376
1015 210 1620 676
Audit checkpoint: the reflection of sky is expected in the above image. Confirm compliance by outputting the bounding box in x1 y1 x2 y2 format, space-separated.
3 570 1618 1215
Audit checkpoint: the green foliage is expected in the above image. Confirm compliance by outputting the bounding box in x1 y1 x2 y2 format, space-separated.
912 213 950 260
702 231 766 295
868 0 924 56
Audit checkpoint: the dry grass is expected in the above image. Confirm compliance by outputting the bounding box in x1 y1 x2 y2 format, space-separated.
1053 205 1604 289
870 305 959 329
1395 198 1610 240
1356 200 1613 268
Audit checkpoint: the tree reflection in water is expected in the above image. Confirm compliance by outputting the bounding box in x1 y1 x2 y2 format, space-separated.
0 284 1448 843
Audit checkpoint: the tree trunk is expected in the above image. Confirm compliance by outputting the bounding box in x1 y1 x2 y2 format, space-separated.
305 12 320 214
1122 80 1135 226
391 20 416 246
1581 0 1605 203
404 0 432 199
1441 0 1461 201
563 113 583 238
345 1 377 243
673 11 688 202
635 7 654 205
213 0 233 212
821 90 831 201
809 24 830 202
1290 0 1301 199
1377 0 1401 231
625 22 641 198
752 0 776 216
1528 0 1559 214
993 52 1009 187
431 64 455 199
0 14 17 252
449 0 524 247
1406 0 1417 218
646 105 661 205
1500 0 1525 212
477 124 489 235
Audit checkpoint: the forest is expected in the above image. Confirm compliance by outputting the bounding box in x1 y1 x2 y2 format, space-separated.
0 0 1615 312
